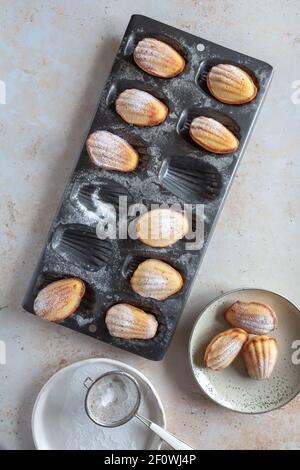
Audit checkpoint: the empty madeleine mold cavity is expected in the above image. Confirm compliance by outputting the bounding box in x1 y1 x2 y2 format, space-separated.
71 179 133 213
177 106 241 147
123 31 189 65
195 59 259 101
106 79 172 114
159 155 222 203
51 224 112 271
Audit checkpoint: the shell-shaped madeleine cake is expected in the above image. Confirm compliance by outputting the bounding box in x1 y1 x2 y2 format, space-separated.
115 89 168 126
207 64 257 105
224 301 277 335
133 37 185 78
34 278 85 322
243 336 278 380
86 130 139 172
190 116 239 154
105 303 158 340
135 208 189 248
130 259 183 300
204 328 248 370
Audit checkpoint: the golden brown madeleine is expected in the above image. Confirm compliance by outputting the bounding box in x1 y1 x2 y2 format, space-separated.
243 336 278 380
130 259 183 300
204 328 248 371
115 89 168 126
189 116 239 154
105 303 158 340
133 37 185 78
135 208 189 248
224 301 277 335
86 130 139 172
207 64 257 105
34 278 85 322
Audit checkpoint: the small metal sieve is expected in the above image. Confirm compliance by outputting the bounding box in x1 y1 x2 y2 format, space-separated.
83 370 193 450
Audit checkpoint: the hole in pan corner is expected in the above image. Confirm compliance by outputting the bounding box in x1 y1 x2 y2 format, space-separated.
88 324 97 333
196 43 205 52
195 58 259 103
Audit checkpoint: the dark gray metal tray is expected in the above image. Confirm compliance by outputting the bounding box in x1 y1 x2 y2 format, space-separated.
23 14 273 360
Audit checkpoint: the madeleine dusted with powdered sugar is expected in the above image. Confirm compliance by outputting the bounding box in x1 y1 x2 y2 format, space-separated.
86 130 139 172
133 37 185 78
207 64 257 104
135 208 189 248
204 328 248 371
190 116 239 154
224 301 277 335
34 278 85 322
115 89 168 126
130 259 183 300
105 303 158 340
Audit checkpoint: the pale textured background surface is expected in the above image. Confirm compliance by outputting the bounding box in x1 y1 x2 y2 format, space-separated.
0 0 300 450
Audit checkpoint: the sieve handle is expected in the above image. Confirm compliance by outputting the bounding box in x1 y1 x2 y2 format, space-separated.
136 414 193 450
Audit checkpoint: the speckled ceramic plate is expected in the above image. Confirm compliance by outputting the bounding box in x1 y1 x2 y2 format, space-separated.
32 358 165 450
189 288 300 413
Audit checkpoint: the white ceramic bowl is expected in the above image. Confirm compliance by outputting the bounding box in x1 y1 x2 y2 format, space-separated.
189 288 300 413
32 357 165 450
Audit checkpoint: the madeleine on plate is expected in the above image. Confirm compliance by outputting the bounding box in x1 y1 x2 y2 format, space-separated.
224 301 277 335
204 328 248 371
243 335 278 380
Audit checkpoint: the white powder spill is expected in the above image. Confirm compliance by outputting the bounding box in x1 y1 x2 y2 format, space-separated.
202 153 234 171
75 314 94 327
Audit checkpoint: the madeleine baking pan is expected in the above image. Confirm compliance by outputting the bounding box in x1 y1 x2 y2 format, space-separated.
23 14 273 360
